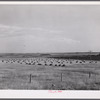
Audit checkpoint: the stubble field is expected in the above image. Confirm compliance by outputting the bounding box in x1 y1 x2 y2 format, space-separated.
0 57 100 90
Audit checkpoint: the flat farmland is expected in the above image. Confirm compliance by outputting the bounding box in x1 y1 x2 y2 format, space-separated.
0 57 100 90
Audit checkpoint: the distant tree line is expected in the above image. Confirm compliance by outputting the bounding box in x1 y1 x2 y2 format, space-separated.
49 53 100 61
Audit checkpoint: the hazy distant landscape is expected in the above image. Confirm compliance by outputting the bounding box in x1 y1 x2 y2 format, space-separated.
0 52 99 57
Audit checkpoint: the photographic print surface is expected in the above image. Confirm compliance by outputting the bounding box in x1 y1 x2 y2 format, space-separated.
0 4 100 90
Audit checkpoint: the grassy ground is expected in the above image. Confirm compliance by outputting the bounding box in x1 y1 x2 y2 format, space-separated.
0 59 100 90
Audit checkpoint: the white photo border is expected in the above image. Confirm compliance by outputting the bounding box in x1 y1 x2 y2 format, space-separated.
0 1 100 99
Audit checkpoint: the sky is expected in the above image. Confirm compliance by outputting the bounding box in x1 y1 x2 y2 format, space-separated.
0 5 100 53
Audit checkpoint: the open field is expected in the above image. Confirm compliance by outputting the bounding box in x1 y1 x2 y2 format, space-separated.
0 55 100 90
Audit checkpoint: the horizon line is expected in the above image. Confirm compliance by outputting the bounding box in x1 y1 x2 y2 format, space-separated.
0 51 100 54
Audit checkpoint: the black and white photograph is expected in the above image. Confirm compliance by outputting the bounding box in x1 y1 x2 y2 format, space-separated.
0 2 100 91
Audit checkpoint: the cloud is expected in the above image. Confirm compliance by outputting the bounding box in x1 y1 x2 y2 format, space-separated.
0 24 81 53
50 37 80 44
0 24 56 37
0 24 80 44
0 24 61 38
0 24 23 37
